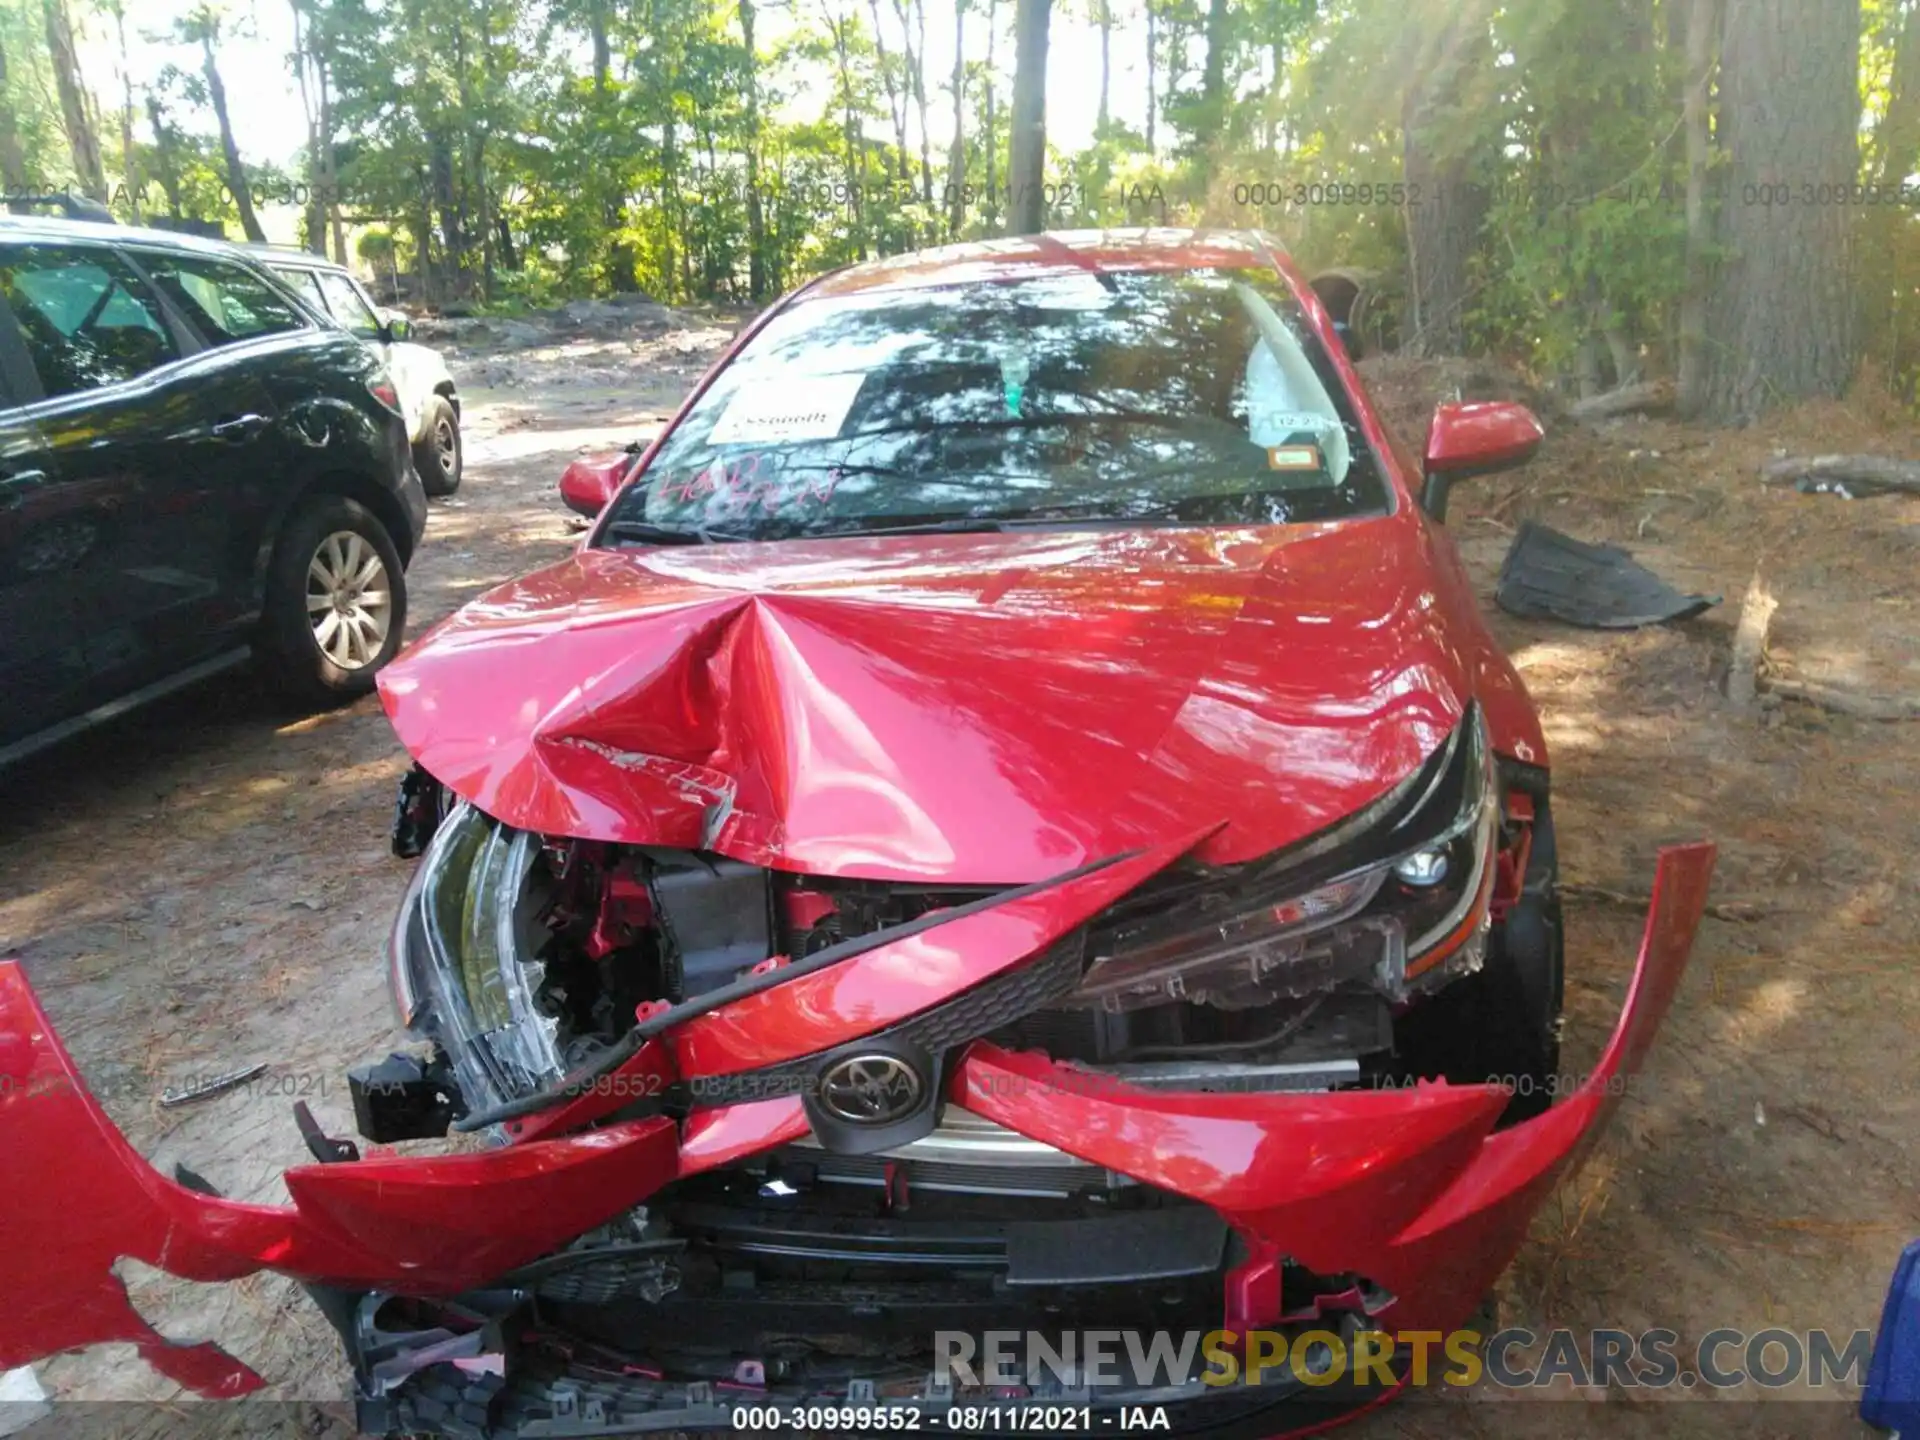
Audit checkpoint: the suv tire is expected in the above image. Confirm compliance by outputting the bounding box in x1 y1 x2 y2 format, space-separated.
414 396 463 497
259 494 408 705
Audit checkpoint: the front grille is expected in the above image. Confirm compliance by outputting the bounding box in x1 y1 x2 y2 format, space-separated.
773 1107 1114 1196
689 937 1087 1107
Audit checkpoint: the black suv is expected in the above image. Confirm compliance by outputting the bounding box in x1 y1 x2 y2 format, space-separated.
0 217 428 765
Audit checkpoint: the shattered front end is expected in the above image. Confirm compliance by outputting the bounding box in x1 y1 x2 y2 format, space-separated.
0 726 1714 1438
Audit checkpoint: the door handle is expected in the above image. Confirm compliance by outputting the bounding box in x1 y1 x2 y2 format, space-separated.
0 468 51 510
211 413 269 442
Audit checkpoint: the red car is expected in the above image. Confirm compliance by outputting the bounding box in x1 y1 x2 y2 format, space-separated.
0 231 1713 1436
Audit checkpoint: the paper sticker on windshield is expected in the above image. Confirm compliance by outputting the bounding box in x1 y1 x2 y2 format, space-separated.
1250 408 1334 437
1267 444 1323 471
708 375 864 445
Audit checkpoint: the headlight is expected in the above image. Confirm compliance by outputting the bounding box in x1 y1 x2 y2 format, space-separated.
394 801 567 1112
1071 708 1497 1012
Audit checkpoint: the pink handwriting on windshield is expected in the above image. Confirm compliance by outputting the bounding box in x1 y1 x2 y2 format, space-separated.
654 456 841 512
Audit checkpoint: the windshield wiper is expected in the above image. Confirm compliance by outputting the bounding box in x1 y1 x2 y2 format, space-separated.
812 512 1190 539
602 519 750 546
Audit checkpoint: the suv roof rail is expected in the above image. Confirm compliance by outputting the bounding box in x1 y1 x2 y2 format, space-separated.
3 192 117 224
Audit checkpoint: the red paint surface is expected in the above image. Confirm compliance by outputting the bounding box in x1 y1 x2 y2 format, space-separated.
1424 401 1545 476
383 232 1547 880
558 453 632 517
0 842 1710 1411
670 828 1211 1075
379 512 1545 882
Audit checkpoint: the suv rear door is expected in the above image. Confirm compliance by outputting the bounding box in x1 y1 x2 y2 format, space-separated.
57 242 315 690
0 238 218 746
0 282 90 751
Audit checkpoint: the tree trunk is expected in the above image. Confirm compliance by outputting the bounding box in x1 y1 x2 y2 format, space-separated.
44 0 107 201
1198 0 1228 181
984 0 999 230
1145 0 1157 153
201 33 265 241
1097 0 1110 137
824 1 867 257
289 0 327 252
430 136 464 292
111 3 139 219
947 0 967 237
145 94 183 217
590 0 612 90
0 36 32 194
319 59 345 262
1266 38 1281 152
412 197 434 306
868 0 912 179
1701 0 1859 421
1675 0 1717 416
740 0 768 298
1877 0 1920 187
1007 0 1050 233
911 0 933 204
1400 8 1492 356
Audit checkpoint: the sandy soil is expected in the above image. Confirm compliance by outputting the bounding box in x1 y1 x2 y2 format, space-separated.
2 324 1914 1439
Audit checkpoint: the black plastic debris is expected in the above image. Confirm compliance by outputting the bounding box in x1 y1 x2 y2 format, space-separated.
1495 520 1721 629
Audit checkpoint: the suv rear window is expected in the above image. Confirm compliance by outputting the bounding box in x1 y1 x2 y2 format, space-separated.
316 270 383 338
0 243 180 399
134 252 308 347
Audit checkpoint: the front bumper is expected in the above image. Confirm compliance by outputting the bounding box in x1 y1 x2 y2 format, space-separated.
0 842 1713 1433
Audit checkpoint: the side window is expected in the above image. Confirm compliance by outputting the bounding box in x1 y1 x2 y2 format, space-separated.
275 267 328 311
0 244 181 399
135 253 308 347
316 270 383 339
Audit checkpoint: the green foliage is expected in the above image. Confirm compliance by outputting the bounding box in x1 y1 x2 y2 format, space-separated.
17 0 1899 397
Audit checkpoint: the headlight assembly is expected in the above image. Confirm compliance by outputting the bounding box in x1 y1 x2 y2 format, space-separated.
1071 707 1498 1012
394 801 568 1113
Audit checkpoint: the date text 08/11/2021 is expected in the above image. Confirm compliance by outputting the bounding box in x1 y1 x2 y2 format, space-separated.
728 1405 1172 1431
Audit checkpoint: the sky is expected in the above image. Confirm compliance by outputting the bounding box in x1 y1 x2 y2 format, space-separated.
82 0 1154 193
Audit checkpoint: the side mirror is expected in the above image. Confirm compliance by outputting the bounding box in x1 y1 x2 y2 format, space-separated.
1422 401 1544 521
380 309 414 342
558 453 630 518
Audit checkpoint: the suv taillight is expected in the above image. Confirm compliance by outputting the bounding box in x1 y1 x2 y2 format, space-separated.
368 375 402 413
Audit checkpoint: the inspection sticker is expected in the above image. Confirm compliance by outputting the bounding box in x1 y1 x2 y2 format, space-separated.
709 374 865 444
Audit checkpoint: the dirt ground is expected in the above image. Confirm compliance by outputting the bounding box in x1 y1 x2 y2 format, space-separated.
3 316 1916 1439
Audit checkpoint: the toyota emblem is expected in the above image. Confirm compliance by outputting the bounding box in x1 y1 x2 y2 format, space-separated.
817 1053 925 1125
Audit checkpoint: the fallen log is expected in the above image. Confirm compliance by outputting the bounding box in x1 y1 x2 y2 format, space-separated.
1567 379 1673 421
1561 881 1777 922
1763 677 1920 721
1759 453 1920 496
1725 570 1776 711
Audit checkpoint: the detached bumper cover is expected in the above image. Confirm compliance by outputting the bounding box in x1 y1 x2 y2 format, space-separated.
0 843 1713 1419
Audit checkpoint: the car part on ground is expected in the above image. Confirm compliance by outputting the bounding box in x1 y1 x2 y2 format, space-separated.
1494 520 1721 628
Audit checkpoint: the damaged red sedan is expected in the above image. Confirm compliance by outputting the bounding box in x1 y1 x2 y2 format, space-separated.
0 230 1714 1437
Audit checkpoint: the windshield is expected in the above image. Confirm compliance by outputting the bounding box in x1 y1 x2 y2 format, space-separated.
596 265 1388 543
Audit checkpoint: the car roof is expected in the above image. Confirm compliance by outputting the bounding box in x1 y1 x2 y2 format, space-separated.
0 216 356 287
805 227 1285 299
239 244 348 274
0 212 263 260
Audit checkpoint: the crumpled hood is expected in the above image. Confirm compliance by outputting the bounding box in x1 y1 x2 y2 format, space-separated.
379 515 1469 881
